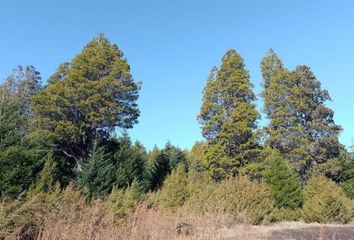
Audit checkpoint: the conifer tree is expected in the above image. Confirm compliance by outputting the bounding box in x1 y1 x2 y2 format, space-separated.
302 175 353 223
150 149 171 190
32 34 140 173
164 141 187 170
159 164 189 209
339 148 354 199
198 50 260 180
0 66 43 197
114 134 149 190
291 65 342 178
264 151 303 209
261 50 308 171
77 140 114 199
261 50 342 179
28 151 58 197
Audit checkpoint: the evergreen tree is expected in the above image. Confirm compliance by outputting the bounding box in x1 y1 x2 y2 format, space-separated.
291 65 342 179
28 151 58 197
339 148 354 199
264 150 303 209
261 50 342 179
113 134 149 190
164 141 187 170
159 164 189 209
150 148 171 190
302 175 353 223
198 50 260 180
261 49 308 171
32 34 140 174
0 67 44 197
77 140 114 199
47 62 70 85
187 141 206 180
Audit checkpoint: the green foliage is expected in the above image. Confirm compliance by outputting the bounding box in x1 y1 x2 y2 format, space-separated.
31 34 140 174
206 177 275 224
184 174 216 211
113 134 150 190
271 208 302 222
164 141 187 170
77 140 114 199
186 141 206 180
47 62 70 85
149 148 171 190
27 151 58 198
0 183 83 239
302 175 353 223
0 143 43 198
107 180 144 219
339 150 354 199
264 151 303 209
158 165 189 210
198 50 260 180
261 50 342 180
0 67 44 198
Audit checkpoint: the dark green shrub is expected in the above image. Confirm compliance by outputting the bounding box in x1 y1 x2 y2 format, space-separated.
264 151 303 209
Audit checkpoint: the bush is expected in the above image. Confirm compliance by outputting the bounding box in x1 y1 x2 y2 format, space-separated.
271 208 302 222
0 183 84 239
302 175 354 223
205 177 275 224
107 180 144 219
184 174 216 212
158 165 189 210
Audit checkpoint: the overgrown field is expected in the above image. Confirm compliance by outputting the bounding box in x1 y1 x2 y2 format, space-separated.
1 175 353 240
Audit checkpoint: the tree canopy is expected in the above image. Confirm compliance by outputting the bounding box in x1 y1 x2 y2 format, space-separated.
31 34 140 172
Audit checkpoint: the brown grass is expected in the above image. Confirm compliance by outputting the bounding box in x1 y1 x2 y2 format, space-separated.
28 203 353 240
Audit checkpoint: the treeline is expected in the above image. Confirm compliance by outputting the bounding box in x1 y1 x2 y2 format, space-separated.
0 34 354 238
0 34 187 199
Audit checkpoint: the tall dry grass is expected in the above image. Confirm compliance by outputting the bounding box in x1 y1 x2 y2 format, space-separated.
37 202 266 240
1 176 353 240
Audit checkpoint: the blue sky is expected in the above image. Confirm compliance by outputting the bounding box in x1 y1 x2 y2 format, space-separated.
0 0 353 150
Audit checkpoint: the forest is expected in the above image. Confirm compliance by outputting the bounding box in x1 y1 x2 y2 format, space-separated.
0 34 353 239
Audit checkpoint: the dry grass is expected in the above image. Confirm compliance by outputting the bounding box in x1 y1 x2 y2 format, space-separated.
29 203 353 240
3 183 353 240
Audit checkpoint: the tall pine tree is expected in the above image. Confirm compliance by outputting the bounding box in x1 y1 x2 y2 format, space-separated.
198 50 260 181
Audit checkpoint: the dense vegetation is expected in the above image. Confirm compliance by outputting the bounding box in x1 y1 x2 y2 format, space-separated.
0 34 353 239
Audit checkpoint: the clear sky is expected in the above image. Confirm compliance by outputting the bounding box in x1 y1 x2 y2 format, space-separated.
1 0 353 150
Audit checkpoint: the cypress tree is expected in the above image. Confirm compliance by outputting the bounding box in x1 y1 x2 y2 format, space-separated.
32 34 140 172
291 65 342 179
261 50 342 180
261 49 309 171
198 50 260 180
